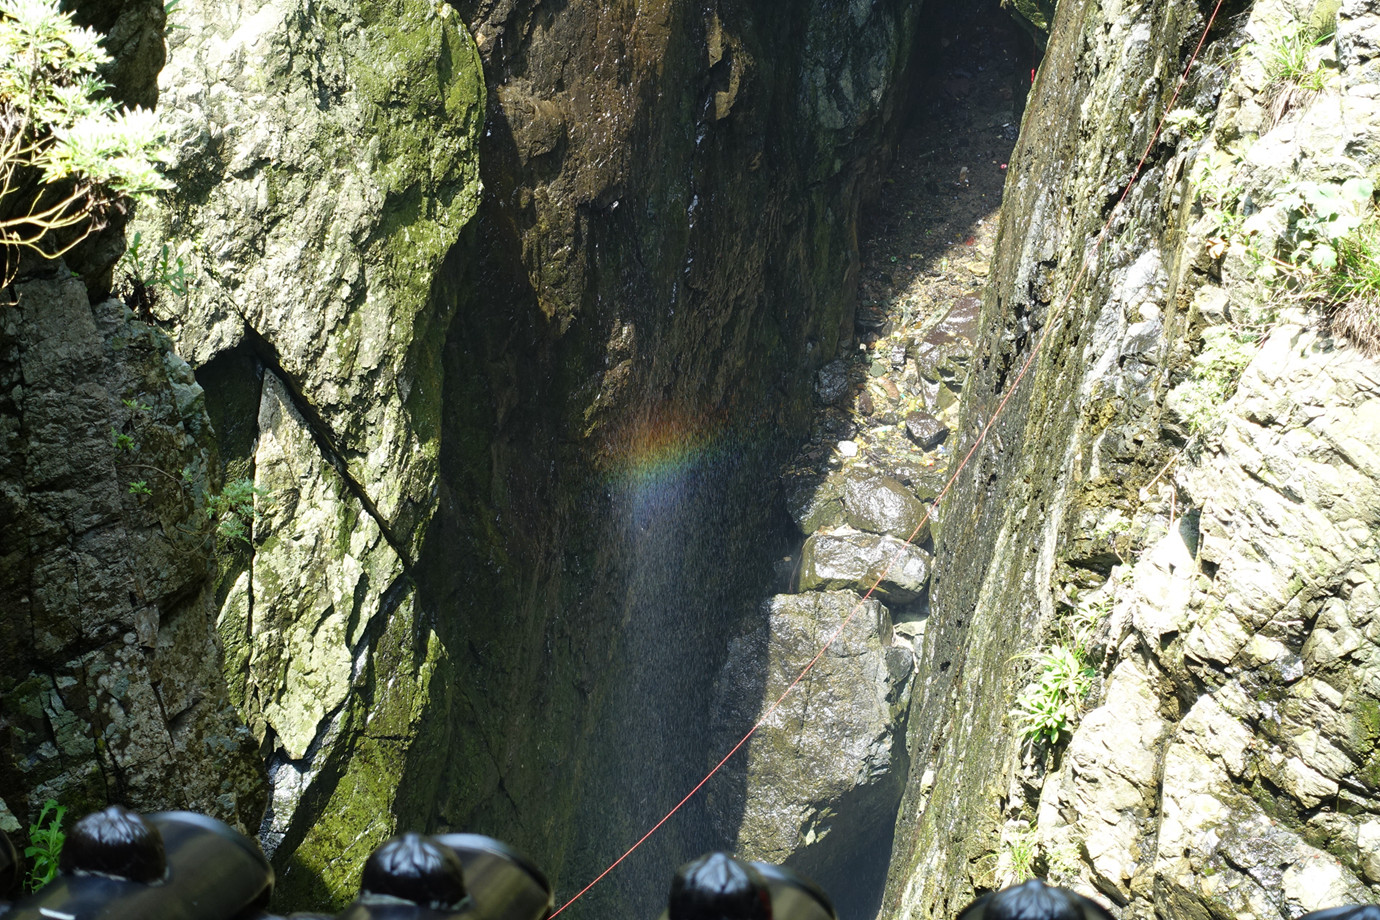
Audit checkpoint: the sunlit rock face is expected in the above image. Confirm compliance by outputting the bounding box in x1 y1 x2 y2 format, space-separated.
127 0 486 905
883 0 1380 917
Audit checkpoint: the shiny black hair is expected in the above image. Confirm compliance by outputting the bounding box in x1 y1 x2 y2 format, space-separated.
361 832 468 910
669 853 772 920
956 880 1114 920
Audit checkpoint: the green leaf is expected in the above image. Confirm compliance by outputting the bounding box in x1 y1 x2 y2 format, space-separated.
1311 244 1338 271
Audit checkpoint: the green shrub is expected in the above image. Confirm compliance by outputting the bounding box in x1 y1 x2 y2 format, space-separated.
1265 175 1380 354
118 229 186 312
1327 221 1380 353
1012 645 1095 746
1002 828 1038 884
1 0 170 287
207 477 268 550
24 799 65 891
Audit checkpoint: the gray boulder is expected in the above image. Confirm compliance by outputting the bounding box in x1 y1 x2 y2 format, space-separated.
843 468 932 542
798 529 932 602
903 410 949 450
710 591 914 917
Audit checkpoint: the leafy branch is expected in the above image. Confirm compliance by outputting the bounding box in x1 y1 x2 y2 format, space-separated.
1 0 170 288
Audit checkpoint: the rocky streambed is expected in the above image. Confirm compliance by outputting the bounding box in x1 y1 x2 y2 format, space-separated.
704 12 1025 918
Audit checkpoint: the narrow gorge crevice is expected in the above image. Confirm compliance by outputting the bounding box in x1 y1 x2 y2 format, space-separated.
6 1 1380 919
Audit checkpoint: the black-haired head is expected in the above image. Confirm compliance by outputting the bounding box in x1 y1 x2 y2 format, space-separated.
59 805 166 883
956 880 1114 920
361 832 467 910
1300 908 1380 920
669 853 772 920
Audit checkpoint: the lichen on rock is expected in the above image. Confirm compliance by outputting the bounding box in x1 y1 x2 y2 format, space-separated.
0 272 265 834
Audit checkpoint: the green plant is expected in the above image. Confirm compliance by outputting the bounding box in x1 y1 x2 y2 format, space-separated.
118 229 186 312
110 426 135 451
1171 324 1260 435
1 0 170 287
128 479 151 496
24 799 65 891
1045 838 1083 883
1069 591 1112 658
1012 644 1095 746
1193 145 1248 248
1262 19 1333 122
1002 828 1038 884
1327 221 1380 353
206 477 268 549
1163 107 1206 142
1279 177 1374 272
1267 175 1380 354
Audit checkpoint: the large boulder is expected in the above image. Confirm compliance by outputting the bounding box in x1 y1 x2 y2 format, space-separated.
710 591 915 920
798 529 932 603
842 468 932 543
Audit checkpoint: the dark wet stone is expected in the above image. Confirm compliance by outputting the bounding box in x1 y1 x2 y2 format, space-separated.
914 296 981 387
787 477 846 535
891 462 950 503
816 360 850 405
904 411 949 450
817 413 858 441
842 468 931 542
798 530 932 602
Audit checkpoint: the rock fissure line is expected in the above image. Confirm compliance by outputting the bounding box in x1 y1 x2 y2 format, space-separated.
237 317 416 573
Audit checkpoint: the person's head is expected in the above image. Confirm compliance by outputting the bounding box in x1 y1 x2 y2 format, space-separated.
59 805 166 883
669 852 772 920
361 832 467 910
956 880 1114 920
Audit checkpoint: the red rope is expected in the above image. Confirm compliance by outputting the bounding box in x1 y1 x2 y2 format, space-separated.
551 1 1227 914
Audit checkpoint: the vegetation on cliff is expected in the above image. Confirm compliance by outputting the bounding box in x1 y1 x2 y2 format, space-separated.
0 0 167 288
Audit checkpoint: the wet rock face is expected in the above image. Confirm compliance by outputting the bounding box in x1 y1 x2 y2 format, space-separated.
412 1 926 916
842 469 931 541
139 0 483 553
710 591 914 920
883 0 1380 914
0 274 265 835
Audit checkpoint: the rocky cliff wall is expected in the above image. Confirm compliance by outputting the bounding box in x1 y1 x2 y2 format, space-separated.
883 0 1380 917
0 0 265 844
124 0 486 904
0 274 265 837
109 0 932 912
